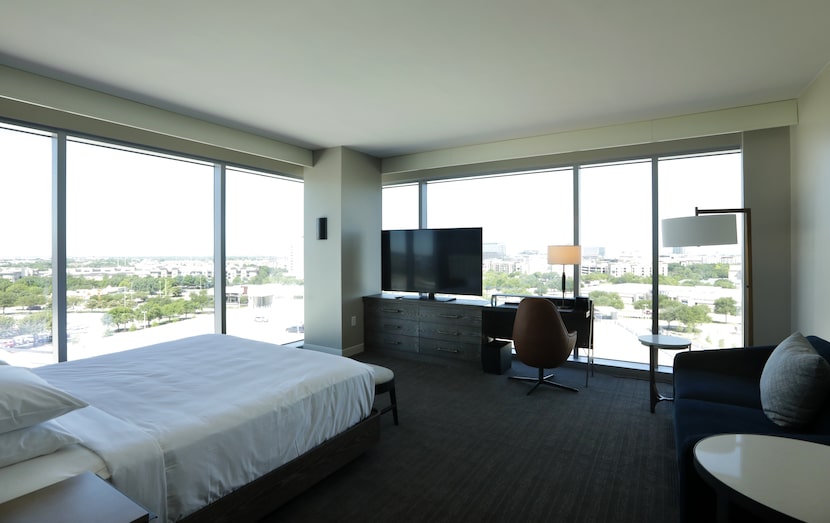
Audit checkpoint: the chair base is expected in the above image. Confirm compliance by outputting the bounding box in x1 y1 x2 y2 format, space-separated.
510 369 579 395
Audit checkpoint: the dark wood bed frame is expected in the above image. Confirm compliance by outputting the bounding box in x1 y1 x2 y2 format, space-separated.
179 410 380 523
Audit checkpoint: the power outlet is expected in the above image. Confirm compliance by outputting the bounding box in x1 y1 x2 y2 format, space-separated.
351 315 357 327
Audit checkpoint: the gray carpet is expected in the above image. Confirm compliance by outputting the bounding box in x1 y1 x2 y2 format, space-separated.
265 354 679 523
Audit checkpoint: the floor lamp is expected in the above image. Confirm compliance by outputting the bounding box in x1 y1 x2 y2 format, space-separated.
547 245 582 300
661 207 753 346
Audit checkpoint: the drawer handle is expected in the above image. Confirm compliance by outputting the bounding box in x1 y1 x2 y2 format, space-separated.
437 329 460 336
387 340 402 345
382 308 403 313
438 314 461 319
383 324 402 330
436 347 461 353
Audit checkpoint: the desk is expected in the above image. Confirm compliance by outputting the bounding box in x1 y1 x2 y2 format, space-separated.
363 294 594 383
637 334 690 412
694 434 830 522
484 295 594 385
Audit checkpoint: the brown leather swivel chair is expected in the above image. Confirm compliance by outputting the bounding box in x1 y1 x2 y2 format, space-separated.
510 297 579 395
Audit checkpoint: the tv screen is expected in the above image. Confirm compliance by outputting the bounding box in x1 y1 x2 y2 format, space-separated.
381 227 483 299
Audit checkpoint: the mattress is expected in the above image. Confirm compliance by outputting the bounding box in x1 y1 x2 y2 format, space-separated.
32 334 374 522
0 443 109 504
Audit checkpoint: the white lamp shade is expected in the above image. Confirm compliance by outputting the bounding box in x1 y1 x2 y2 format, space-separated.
547 245 582 265
662 214 738 247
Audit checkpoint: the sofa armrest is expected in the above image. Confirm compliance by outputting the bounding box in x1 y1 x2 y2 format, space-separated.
674 344 776 379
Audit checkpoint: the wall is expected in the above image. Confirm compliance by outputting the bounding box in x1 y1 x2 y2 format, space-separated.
303 147 381 355
340 148 382 353
791 65 830 339
743 127 792 344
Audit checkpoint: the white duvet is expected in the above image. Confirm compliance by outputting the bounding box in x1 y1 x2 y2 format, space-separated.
34 334 374 522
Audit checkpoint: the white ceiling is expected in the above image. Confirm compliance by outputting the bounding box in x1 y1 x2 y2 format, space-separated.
2 0 830 158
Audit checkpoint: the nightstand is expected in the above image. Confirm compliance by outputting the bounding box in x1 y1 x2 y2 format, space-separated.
0 472 150 523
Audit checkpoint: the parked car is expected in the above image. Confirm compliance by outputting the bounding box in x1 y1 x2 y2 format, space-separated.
0 339 14 349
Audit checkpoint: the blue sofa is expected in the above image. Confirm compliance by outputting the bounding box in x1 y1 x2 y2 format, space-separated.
672 335 830 522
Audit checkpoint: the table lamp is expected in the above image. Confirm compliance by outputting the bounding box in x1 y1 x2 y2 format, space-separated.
547 245 582 299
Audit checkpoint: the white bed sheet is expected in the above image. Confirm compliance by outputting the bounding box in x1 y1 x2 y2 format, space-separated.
33 334 374 522
0 443 109 504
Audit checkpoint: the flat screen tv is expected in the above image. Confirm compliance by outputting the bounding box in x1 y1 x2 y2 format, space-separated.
381 227 483 300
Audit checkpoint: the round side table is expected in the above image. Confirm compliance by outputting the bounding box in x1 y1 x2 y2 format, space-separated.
694 433 830 522
637 334 691 412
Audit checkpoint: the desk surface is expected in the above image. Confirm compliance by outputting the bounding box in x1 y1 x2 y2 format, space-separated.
694 434 830 522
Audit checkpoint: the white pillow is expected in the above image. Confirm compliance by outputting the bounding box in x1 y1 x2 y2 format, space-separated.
0 366 88 434
0 419 81 468
760 332 830 427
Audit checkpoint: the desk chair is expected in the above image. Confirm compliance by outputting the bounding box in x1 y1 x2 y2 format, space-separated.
510 297 579 395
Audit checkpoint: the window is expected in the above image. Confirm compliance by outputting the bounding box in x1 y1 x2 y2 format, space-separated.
657 151 743 364
65 138 215 360
382 183 419 230
0 124 54 367
385 149 744 370
426 169 574 300
225 168 304 343
579 160 653 365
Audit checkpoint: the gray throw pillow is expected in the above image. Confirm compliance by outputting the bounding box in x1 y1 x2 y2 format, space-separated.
760 332 830 427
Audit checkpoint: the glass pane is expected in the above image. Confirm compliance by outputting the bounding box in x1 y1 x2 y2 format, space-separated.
382 183 419 230
658 151 743 365
0 124 55 367
579 160 653 366
426 169 574 300
66 138 214 360
225 168 304 344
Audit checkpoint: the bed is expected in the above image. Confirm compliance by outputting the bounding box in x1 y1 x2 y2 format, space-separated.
0 334 379 522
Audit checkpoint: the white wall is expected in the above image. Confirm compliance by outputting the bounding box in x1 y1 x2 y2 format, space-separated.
303 147 381 355
791 65 830 339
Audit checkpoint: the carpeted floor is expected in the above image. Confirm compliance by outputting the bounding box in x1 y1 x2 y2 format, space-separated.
264 353 679 523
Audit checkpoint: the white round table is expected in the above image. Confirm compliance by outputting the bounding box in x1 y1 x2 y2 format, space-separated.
694 433 830 522
637 334 691 412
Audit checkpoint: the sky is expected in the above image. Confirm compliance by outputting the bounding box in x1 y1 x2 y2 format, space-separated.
1 124 303 259
2 121 742 261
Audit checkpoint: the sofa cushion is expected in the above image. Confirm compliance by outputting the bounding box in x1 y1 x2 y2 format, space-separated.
760 332 830 427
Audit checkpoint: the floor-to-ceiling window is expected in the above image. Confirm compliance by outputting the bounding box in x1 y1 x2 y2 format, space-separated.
225 167 304 344
0 119 302 366
425 169 574 300
65 138 215 360
657 151 744 364
0 124 55 367
383 148 744 370
579 159 653 365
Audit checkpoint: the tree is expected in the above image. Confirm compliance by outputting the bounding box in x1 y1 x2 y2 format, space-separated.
189 290 212 312
0 292 15 314
713 297 737 322
0 315 15 334
106 307 135 332
658 298 684 330
677 304 711 332
589 290 624 309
